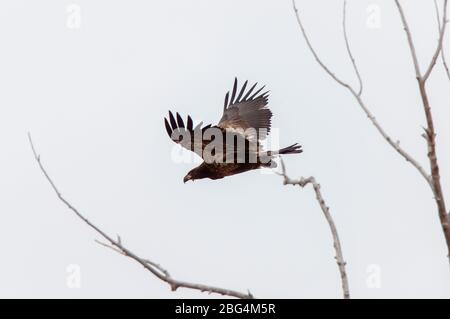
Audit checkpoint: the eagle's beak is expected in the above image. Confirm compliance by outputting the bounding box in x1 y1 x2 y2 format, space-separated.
183 175 192 183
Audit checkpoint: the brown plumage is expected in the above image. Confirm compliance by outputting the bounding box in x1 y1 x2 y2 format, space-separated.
164 78 302 182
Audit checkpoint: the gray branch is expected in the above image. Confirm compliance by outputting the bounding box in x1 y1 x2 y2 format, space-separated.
291 0 450 261
291 0 432 187
28 133 253 299
276 159 350 299
434 0 450 82
394 0 450 261
342 0 363 96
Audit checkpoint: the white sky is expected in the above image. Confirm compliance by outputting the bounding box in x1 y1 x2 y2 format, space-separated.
1 0 450 298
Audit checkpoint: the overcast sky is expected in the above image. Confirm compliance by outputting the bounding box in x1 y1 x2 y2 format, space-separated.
1 0 450 298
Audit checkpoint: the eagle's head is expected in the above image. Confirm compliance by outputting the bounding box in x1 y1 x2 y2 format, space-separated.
183 164 211 183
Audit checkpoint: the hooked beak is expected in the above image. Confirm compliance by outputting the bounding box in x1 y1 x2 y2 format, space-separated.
183 174 192 183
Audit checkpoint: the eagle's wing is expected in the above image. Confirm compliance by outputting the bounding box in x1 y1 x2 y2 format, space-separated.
164 111 212 159
218 78 272 141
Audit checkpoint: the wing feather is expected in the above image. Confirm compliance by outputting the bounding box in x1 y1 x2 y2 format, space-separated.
164 111 215 159
235 80 247 103
223 92 229 111
169 111 177 129
176 112 185 128
218 79 272 141
229 78 238 105
242 82 257 102
164 118 173 137
187 115 193 131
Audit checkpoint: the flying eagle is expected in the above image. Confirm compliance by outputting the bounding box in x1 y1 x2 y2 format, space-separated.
164 78 302 182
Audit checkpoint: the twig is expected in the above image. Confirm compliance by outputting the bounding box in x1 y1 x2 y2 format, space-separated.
276 159 350 299
395 0 423 80
291 0 432 188
342 0 363 96
423 0 448 82
395 0 448 82
95 239 171 278
28 132 253 299
394 0 450 261
434 0 450 82
291 0 350 89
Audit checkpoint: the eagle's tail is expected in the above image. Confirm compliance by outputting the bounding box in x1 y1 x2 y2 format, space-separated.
261 143 302 168
263 143 302 157
277 143 302 155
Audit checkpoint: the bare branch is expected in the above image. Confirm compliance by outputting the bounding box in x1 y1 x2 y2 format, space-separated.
28 133 253 299
434 0 450 82
293 0 450 261
342 0 363 96
291 0 432 188
276 159 350 299
395 0 448 82
394 0 423 80
291 0 351 89
395 0 450 260
424 0 448 81
95 239 171 278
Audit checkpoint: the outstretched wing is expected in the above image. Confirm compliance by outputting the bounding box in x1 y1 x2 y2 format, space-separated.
164 111 212 159
218 78 272 141
164 110 261 163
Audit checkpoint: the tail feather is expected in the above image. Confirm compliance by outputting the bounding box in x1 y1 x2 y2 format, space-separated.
261 143 302 166
277 143 302 155
261 143 303 168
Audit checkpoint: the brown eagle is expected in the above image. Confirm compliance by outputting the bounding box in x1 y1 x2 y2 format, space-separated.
164 78 302 182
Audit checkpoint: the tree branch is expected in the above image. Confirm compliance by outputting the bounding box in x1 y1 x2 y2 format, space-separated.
424 0 448 82
28 132 253 299
291 0 351 89
434 0 450 82
292 0 450 261
291 0 432 188
394 0 423 80
276 159 350 299
395 0 450 261
342 0 363 96
395 0 448 82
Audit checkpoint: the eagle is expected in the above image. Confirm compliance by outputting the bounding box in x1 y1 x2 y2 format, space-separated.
164 78 302 182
